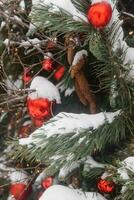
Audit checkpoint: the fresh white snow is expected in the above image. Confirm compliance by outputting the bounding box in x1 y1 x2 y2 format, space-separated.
59 162 81 180
19 110 120 146
19 38 47 48
9 170 29 185
32 0 87 21
116 157 134 180
39 185 107 200
65 87 75 96
59 156 104 180
84 156 105 169
72 50 88 66
28 76 61 104
4 75 23 94
122 157 134 173
117 167 130 180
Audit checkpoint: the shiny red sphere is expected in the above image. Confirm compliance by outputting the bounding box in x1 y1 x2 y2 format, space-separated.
41 177 53 189
9 183 32 200
87 2 112 28
27 98 52 127
97 179 115 193
23 75 32 84
23 68 32 84
42 58 54 72
54 66 65 81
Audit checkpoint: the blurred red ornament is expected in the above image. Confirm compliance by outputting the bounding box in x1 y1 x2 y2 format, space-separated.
41 176 53 189
9 183 32 200
42 58 54 72
53 66 65 81
97 179 115 193
87 1 112 29
27 98 52 127
23 68 32 84
47 38 57 49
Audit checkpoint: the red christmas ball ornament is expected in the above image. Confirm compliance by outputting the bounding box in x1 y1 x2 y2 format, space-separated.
41 176 53 189
87 1 112 29
42 58 54 72
97 179 115 193
9 183 32 200
23 68 32 84
8 170 32 200
27 98 53 127
53 66 65 81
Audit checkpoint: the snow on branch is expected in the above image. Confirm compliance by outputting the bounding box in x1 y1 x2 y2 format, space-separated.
59 156 105 180
91 0 134 66
117 157 134 181
19 110 120 146
109 0 134 82
39 185 107 200
19 38 47 48
32 0 87 21
30 0 134 81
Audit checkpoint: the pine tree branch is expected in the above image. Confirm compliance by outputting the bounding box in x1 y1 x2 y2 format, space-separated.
9 111 134 176
122 11 134 19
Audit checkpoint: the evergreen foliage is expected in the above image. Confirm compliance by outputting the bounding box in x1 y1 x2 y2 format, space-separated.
0 0 134 199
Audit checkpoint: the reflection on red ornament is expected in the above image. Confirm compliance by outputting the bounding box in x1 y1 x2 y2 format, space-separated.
42 58 54 72
87 2 112 29
97 179 115 193
27 98 52 127
23 68 32 84
33 119 42 127
54 66 65 81
9 183 32 200
41 177 53 189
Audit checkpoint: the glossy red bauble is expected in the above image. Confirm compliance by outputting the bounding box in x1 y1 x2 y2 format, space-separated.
23 75 31 84
87 1 112 29
97 179 115 193
42 58 54 72
23 68 32 84
27 98 52 127
9 183 32 200
41 177 53 189
53 66 65 81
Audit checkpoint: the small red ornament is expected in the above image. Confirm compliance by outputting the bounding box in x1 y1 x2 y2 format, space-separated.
41 176 53 189
53 66 65 81
42 58 54 72
87 1 112 29
27 98 53 127
47 38 57 49
23 68 32 84
9 183 32 200
97 179 115 193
